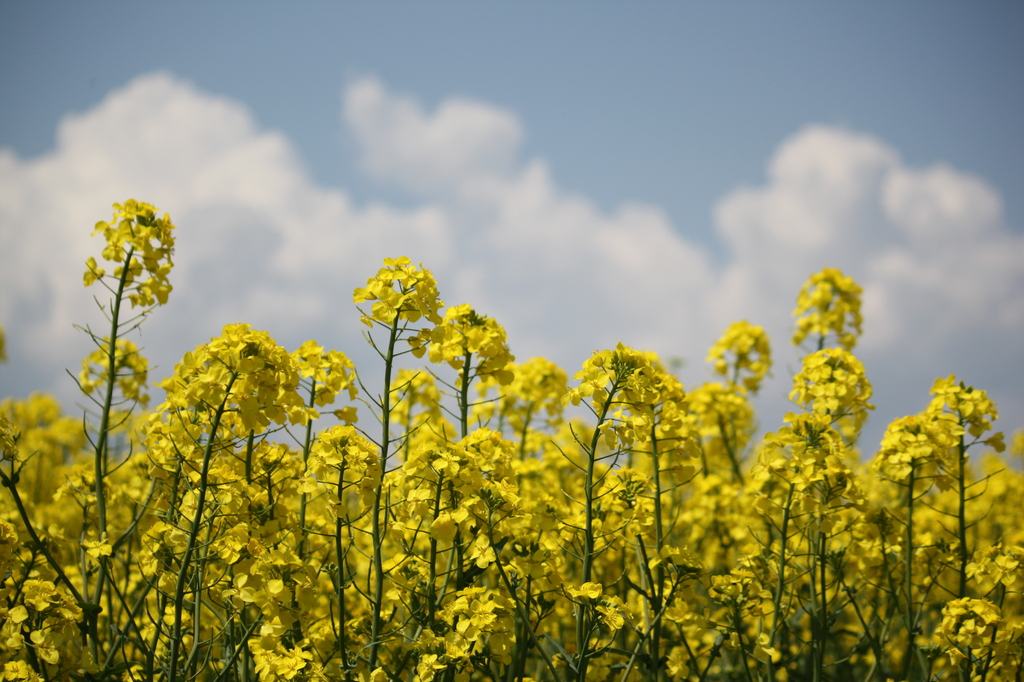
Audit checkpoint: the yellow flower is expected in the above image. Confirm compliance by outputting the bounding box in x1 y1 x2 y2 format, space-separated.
753 632 781 663
563 344 665 450
790 347 874 437
430 512 460 544
291 340 359 406
936 598 1002 664
306 424 382 512
0 412 18 462
85 199 176 308
417 304 515 385
792 267 863 350
565 582 603 601
155 323 309 434
596 598 626 631
82 539 113 559
353 256 444 328
872 413 958 485
707 320 772 394
927 375 1003 446
79 338 151 407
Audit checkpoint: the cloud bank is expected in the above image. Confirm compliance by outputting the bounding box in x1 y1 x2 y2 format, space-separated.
1 72 1021 447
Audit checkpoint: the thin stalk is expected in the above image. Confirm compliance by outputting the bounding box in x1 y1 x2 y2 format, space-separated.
335 460 351 678
649 426 665 681
489 518 562 682
291 380 318 648
167 372 237 682
820 532 829 680
956 432 969 600
0 466 88 608
368 318 401 672
813 502 830 682
900 466 918 681
577 383 619 682
717 412 744 484
427 470 446 625
88 245 136 662
766 482 795 682
459 350 472 439
298 379 318 563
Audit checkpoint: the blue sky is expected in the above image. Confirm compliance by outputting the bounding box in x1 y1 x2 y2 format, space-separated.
2 2 1022 449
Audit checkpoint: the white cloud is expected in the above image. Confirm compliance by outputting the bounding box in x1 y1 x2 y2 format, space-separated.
341 77 719 364
344 76 523 195
1 74 1021 448
0 73 457 400
713 125 1024 437
883 164 1002 241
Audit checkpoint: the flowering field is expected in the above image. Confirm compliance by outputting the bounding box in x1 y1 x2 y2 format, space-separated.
1 200 1022 682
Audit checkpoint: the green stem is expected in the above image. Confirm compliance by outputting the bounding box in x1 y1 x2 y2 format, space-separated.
459 350 473 439
427 470 445 625
168 372 237 682
900 466 918 681
368 318 401 672
649 427 665 681
734 609 757 682
298 379 317 564
767 482 794 682
956 431 969 600
88 245 136 662
92 245 134 548
717 412 744 484
335 460 351 677
488 522 562 682
577 383 619 682
813 501 830 682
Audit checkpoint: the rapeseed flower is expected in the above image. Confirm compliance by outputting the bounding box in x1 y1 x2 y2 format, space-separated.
84 199 175 308
792 267 863 351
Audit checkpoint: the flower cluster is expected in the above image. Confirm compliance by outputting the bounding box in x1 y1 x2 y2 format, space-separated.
352 256 444 329
935 598 1003 665
707 321 772 394
791 266 863 350
418 305 515 386
563 343 664 449
78 338 150 407
0 414 17 463
302 424 381 513
291 340 358 408
155 323 312 434
83 199 176 308
790 347 874 438
926 374 1004 449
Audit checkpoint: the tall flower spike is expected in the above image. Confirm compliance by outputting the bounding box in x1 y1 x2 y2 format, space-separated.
790 347 874 439
156 323 311 434
79 339 151 407
792 267 862 351
0 412 18 462
926 375 1004 450
291 340 358 407
418 304 515 385
707 320 772 394
84 199 176 308
352 256 444 329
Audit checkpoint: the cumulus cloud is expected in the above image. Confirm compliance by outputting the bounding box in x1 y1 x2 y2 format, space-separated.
0 72 456 400
341 77 718 365
344 77 523 195
1 73 1021 448
713 126 1024 436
